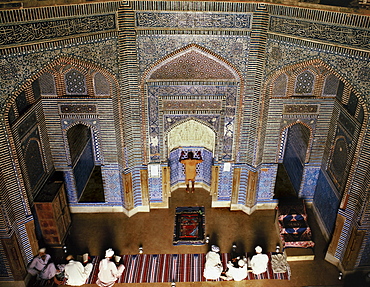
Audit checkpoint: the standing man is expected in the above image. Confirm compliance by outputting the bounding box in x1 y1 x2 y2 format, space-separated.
27 248 57 280
64 255 93 286
180 151 203 193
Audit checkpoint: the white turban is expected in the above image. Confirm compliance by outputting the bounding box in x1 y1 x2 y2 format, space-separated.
105 248 114 258
211 245 220 253
115 255 121 263
255 246 262 253
38 248 46 254
238 259 245 267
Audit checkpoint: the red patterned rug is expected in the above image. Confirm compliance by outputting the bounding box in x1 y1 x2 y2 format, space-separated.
35 253 290 286
173 206 205 245
89 253 290 283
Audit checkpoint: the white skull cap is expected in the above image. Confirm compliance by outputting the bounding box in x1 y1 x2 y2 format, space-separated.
105 248 114 258
238 259 245 267
38 248 46 253
255 246 262 253
211 245 220 252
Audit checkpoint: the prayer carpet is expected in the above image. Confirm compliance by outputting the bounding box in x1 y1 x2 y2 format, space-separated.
173 206 205 245
88 253 290 283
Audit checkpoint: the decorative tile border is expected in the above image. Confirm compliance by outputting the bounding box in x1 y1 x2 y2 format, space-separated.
136 11 252 29
60 104 97 114
283 104 319 114
269 16 370 50
163 100 222 111
0 14 116 47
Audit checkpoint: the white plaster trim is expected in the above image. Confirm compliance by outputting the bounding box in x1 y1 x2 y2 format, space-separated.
230 203 256 215
69 205 126 213
325 252 340 268
150 201 169 209
127 205 150 216
211 200 230 208
256 202 278 210
69 205 150 217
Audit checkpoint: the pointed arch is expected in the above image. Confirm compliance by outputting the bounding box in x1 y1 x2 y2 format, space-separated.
143 44 241 82
167 119 216 154
279 121 313 164
142 44 243 164
281 122 312 194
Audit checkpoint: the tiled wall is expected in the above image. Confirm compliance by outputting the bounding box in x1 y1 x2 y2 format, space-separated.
169 147 212 188
0 1 369 280
314 170 341 235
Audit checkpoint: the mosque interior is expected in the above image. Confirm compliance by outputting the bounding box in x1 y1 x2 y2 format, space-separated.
0 0 370 286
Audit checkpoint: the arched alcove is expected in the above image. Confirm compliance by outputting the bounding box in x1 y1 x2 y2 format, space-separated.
167 119 215 192
167 119 216 154
142 44 242 164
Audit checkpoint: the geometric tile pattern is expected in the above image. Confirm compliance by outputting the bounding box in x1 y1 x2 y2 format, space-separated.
147 84 238 162
299 166 320 200
217 165 232 201
237 165 249 205
148 176 162 202
149 50 237 80
0 1 370 279
169 147 212 188
137 34 250 76
257 165 278 202
265 37 370 96
314 170 341 235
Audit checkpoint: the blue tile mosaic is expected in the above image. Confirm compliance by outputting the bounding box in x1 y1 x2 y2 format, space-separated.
169 147 212 187
257 165 277 202
300 166 320 201
314 170 341 235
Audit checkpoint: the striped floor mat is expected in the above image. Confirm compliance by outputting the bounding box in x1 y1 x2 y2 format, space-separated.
88 253 290 283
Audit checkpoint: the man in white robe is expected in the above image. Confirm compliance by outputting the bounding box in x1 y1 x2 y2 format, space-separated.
221 259 249 281
249 246 269 275
64 255 93 286
203 245 223 280
27 248 57 280
96 248 125 287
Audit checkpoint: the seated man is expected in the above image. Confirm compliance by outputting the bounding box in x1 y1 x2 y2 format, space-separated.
221 259 248 281
203 245 223 280
97 248 125 287
249 246 269 275
64 255 93 286
27 248 57 280
271 252 289 273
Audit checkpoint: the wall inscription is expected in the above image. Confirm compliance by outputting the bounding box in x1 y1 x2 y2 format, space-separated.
270 16 370 50
136 11 252 29
0 14 116 46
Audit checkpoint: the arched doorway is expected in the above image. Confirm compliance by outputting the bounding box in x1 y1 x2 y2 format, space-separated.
275 123 311 199
67 124 104 202
167 119 215 192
